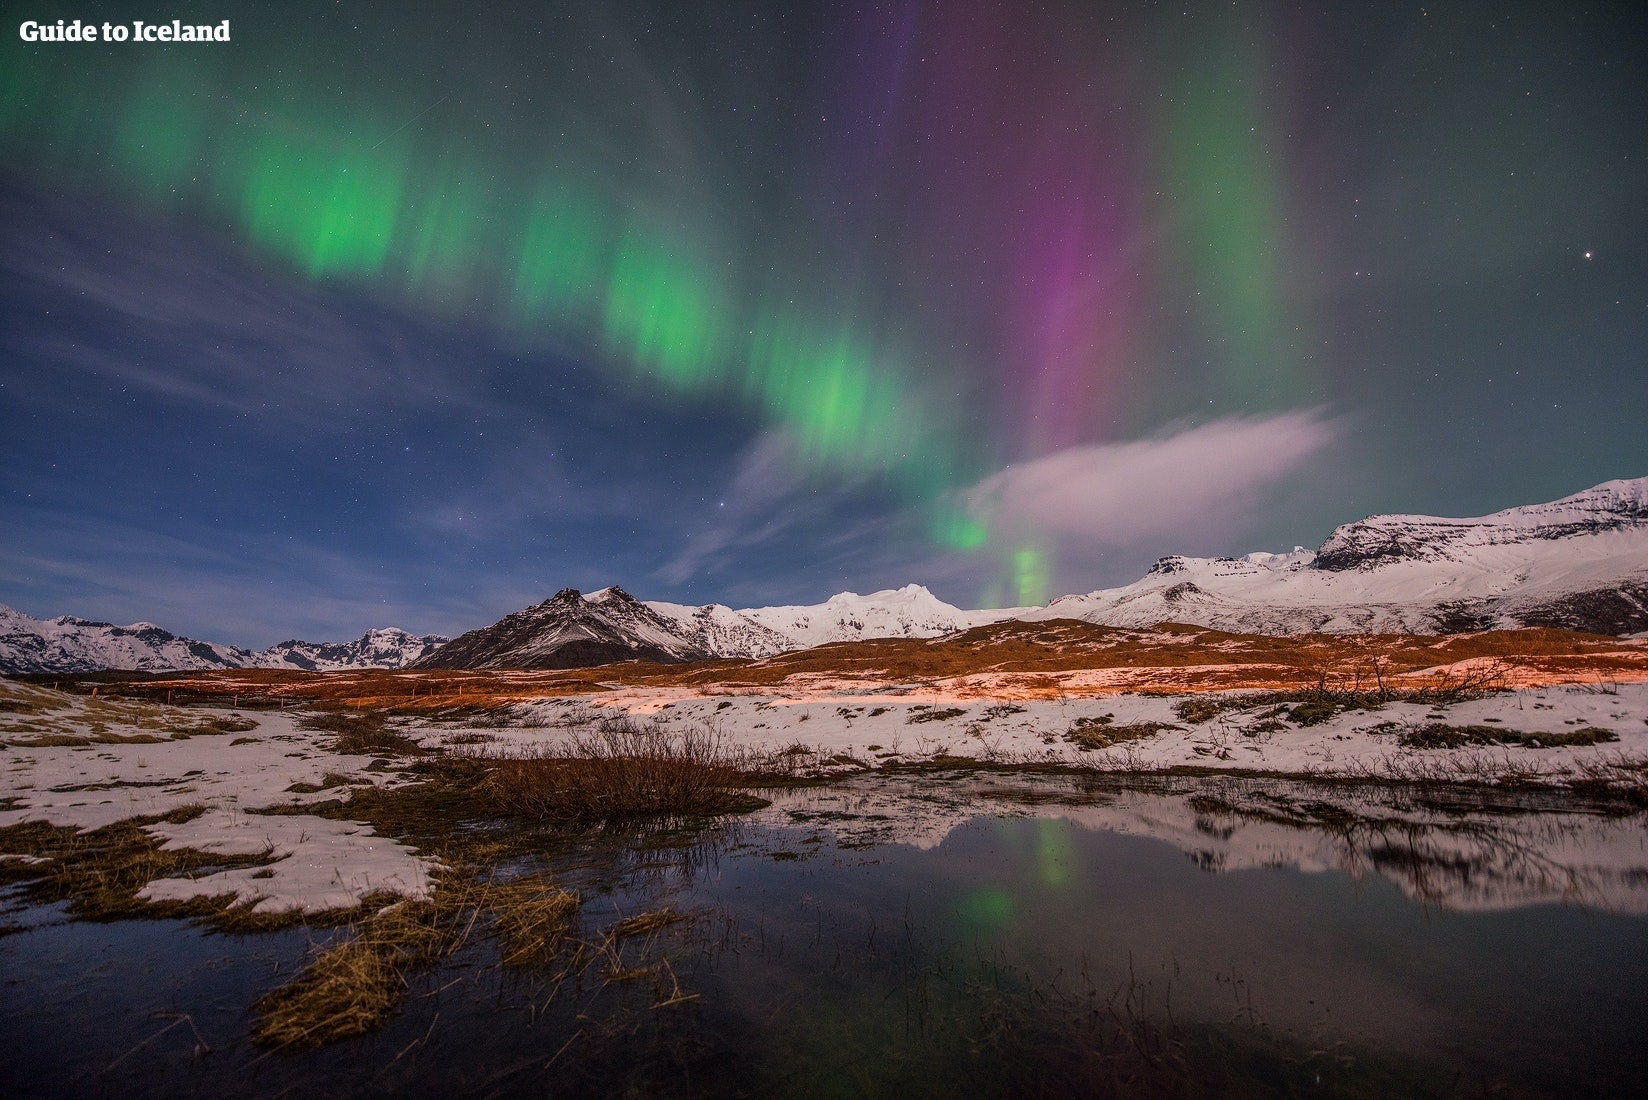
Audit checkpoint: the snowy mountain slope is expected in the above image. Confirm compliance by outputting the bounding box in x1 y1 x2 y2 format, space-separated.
258 628 449 671
642 598 795 659
0 604 256 674
0 604 446 674
10 477 1643 674
411 587 719 669
409 584 1026 669
1019 477 1648 635
735 584 1026 650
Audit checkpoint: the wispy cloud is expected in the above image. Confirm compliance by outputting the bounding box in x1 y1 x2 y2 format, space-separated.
0 506 542 646
0 185 518 432
653 433 814 587
653 432 892 594
964 410 1339 550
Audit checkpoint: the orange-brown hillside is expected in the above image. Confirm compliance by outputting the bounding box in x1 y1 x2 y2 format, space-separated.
107 621 1648 712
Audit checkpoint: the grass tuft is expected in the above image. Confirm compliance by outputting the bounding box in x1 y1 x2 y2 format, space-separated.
491 877 583 963
1396 723 1620 749
298 711 426 757
254 872 583 1048
481 715 767 824
608 907 688 939
907 707 967 724
1064 718 1177 751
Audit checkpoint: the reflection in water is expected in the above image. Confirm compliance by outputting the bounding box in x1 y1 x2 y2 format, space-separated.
756 772 1648 912
1 775 1645 1097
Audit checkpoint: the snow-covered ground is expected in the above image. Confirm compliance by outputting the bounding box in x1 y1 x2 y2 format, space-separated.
3 673 1644 922
0 682 434 914
501 679 1648 780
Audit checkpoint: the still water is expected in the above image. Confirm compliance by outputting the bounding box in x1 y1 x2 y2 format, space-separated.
3 774 1646 1097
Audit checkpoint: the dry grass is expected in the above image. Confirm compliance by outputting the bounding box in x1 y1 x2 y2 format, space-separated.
101 624 1648 715
297 711 426 756
1171 660 1514 728
607 907 687 939
0 680 259 745
0 806 247 922
253 871 584 1048
907 706 968 724
1569 753 1648 806
5 730 165 747
1396 723 1621 750
481 715 767 824
1064 717 1179 751
253 935 405 1048
0 809 419 933
492 875 581 966
4 715 257 748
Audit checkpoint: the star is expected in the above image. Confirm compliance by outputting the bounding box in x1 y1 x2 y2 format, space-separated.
1584 251 1593 260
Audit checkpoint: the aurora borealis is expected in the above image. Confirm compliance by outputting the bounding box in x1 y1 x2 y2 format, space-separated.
2 1 1645 643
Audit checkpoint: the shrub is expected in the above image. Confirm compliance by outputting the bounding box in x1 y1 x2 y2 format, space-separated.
1396 724 1620 750
1173 698 1223 725
299 711 425 756
482 715 763 823
907 707 967 724
1064 718 1178 751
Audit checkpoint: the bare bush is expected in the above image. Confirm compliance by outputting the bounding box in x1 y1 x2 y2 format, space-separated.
298 711 426 756
481 714 763 823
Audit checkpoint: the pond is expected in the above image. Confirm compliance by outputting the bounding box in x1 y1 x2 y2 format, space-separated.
3 773 1646 1097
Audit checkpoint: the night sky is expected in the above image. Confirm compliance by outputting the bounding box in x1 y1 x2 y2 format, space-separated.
2 1 1644 645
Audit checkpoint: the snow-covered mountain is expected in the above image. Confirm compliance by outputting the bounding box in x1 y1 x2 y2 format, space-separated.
259 628 449 671
1020 477 1648 636
735 584 1025 649
9 477 1643 674
0 605 258 674
643 597 795 659
412 587 725 669
0 605 447 674
409 583 1023 669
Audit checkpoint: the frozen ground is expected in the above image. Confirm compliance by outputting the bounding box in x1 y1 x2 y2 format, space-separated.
505 678 1648 780
0 680 434 914
3 673 1645 920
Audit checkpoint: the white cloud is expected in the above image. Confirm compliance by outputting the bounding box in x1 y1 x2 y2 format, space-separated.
964 410 1338 548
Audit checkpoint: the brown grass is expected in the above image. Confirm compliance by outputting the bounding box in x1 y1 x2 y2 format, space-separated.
297 711 426 756
253 935 405 1047
0 680 259 744
907 706 968 724
1395 723 1621 749
1568 753 1648 806
1064 718 1179 751
492 875 582 966
481 715 767 823
253 871 583 1048
0 809 421 933
607 906 687 939
101 624 1647 716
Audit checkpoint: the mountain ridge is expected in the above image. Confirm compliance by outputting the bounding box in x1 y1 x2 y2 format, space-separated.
5 475 1644 673
0 604 447 674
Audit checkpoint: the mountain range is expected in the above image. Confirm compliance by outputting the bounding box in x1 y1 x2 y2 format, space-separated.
411 583 1021 669
0 606 447 674
1022 476 1648 636
3 476 1644 673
